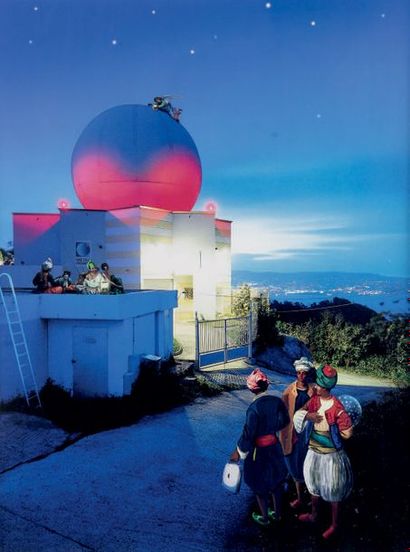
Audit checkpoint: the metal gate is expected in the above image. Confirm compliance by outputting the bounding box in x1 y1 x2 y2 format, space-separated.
195 312 254 369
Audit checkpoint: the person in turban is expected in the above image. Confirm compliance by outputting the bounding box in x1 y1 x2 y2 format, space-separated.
229 369 289 527
279 357 316 509
293 364 353 540
32 257 62 293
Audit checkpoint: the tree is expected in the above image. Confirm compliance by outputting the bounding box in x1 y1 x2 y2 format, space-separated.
232 284 252 316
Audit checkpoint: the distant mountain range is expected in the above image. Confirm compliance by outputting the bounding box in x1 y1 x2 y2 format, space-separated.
232 271 408 295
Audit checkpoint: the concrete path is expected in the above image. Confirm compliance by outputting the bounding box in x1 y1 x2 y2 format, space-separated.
0 369 395 552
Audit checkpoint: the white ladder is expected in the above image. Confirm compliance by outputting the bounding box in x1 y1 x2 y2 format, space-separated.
0 273 42 407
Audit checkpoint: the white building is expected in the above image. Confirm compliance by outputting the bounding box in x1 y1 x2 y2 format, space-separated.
0 289 176 402
0 205 232 400
11 206 232 321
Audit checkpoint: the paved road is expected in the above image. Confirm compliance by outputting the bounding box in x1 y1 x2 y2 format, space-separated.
0 369 395 552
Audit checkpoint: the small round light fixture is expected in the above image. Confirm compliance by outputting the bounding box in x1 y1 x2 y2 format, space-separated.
204 200 217 214
57 198 70 210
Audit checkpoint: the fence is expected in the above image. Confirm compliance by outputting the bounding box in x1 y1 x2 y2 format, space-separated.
195 311 254 369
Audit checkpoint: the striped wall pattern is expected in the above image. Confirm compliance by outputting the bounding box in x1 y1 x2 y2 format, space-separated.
105 209 141 289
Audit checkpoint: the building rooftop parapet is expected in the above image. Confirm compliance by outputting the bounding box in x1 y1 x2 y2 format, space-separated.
35 290 177 321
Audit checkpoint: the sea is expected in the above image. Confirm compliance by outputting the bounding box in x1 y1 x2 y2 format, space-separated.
269 291 408 315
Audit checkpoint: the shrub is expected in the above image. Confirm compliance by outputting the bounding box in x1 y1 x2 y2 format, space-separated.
173 338 184 356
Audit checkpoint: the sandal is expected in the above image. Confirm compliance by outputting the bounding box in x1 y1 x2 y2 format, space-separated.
268 508 277 521
251 512 271 527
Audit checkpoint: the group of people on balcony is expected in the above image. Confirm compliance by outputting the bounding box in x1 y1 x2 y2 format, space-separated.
230 358 354 541
32 258 124 295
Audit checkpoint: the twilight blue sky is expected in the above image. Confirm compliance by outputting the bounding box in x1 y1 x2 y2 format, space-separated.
0 0 408 276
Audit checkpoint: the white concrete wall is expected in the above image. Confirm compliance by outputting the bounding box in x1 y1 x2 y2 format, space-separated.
104 208 141 289
140 207 173 281
59 209 107 277
0 293 48 402
47 319 133 397
172 213 217 319
13 213 61 266
0 290 177 401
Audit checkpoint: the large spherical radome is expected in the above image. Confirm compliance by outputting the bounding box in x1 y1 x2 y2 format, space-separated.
71 104 202 211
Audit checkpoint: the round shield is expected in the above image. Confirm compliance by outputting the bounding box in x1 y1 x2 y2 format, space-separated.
338 394 362 427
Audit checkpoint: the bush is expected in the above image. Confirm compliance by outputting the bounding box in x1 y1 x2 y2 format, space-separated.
32 368 198 433
173 338 183 356
275 307 407 384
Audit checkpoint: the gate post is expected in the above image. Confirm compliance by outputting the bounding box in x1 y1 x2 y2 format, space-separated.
248 310 253 360
195 311 200 370
223 318 228 364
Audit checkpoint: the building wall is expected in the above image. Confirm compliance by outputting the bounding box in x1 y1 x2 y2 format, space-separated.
215 219 232 316
10 206 232 322
172 213 217 319
140 207 173 283
0 290 176 401
0 293 48 402
104 208 141 289
13 213 61 266
59 209 107 278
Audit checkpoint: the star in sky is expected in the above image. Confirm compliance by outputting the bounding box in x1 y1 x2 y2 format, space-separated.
0 0 407 278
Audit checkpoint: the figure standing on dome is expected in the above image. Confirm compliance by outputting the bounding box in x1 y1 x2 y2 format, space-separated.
293 364 354 540
150 96 182 122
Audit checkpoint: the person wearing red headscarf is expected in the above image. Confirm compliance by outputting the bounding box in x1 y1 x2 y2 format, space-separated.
293 364 353 540
229 369 289 527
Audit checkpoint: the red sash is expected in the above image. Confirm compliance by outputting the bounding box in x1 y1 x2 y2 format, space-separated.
255 434 277 447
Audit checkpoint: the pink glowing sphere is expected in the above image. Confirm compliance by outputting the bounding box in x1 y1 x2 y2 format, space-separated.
71 104 202 211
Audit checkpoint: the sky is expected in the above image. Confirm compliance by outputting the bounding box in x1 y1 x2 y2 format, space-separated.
0 0 408 277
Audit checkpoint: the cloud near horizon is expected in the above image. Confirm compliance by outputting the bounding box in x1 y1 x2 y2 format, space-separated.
230 212 399 263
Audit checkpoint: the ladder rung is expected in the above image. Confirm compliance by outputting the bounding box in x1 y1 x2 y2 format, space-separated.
27 392 39 400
